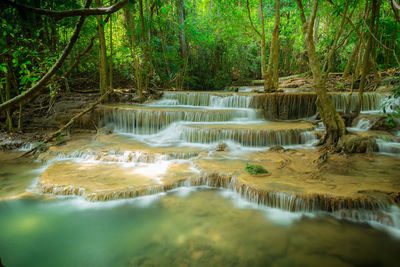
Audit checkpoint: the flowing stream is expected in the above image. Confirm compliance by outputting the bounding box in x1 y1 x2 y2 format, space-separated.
1 91 400 266
1 164 400 267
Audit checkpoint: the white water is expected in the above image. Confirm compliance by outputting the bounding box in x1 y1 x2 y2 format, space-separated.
101 92 323 150
348 118 374 132
377 140 400 156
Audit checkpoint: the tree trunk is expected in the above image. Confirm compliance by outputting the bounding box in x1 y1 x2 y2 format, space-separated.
139 0 148 101
177 0 187 59
0 0 94 113
95 0 109 95
157 7 171 80
356 0 379 115
257 0 267 91
5 66 14 132
109 9 113 90
295 0 346 145
270 0 281 91
324 0 349 82
342 37 361 78
124 7 143 102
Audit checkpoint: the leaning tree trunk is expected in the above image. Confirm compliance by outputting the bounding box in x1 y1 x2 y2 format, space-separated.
342 37 362 78
95 0 109 95
265 0 280 92
246 0 267 88
0 0 96 113
296 0 346 145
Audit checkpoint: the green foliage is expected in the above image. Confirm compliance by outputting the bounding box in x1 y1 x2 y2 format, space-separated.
0 0 398 96
245 163 268 175
383 77 400 127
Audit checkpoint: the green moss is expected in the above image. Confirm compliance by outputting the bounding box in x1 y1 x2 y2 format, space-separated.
245 163 268 175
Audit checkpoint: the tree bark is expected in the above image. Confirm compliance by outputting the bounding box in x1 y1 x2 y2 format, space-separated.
3 0 129 20
257 0 267 90
123 7 142 100
177 0 187 59
323 0 349 82
95 0 109 95
265 0 280 92
157 7 171 80
295 0 346 145
246 0 266 83
109 8 113 91
21 88 113 157
5 65 14 132
342 37 362 78
356 0 379 115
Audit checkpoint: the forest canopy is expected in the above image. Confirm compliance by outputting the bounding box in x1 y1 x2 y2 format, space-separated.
0 0 399 142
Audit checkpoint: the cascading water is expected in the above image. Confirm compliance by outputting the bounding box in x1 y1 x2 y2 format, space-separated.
331 93 382 112
348 117 374 132
161 92 255 108
181 124 316 147
102 106 261 134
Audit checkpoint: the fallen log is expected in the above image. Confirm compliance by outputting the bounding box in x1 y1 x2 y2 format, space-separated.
20 88 113 157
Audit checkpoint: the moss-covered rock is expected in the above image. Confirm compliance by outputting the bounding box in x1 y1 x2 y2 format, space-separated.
338 134 378 153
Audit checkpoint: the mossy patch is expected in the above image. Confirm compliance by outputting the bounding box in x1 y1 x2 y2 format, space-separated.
245 163 268 175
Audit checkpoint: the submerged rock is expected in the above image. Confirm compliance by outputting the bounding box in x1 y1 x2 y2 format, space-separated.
269 145 284 152
338 134 378 153
97 128 113 135
216 142 228 152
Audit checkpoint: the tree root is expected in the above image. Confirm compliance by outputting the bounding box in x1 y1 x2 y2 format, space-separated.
20 89 113 158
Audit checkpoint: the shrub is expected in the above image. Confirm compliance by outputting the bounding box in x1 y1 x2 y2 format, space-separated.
245 163 268 175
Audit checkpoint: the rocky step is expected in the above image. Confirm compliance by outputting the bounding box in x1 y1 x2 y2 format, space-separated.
35 149 400 226
99 104 263 134
161 91 383 119
39 133 207 163
181 122 316 146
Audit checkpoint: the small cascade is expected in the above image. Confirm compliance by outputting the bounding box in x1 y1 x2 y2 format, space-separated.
0 139 30 151
150 99 179 106
262 93 317 120
101 106 261 134
181 125 315 146
349 118 374 132
331 93 382 112
41 149 199 164
261 93 382 120
39 181 86 197
36 172 397 227
377 140 400 155
162 92 257 108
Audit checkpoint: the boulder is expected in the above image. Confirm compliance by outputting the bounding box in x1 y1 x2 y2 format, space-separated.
216 142 228 152
338 134 378 153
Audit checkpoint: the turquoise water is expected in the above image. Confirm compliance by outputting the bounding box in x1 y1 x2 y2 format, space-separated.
1 189 400 267
1 154 400 267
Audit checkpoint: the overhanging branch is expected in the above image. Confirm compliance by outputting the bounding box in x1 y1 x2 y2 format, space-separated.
0 0 93 113
2 0 129 20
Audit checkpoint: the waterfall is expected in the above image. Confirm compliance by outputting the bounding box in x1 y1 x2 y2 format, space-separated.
181 125 315 146
162 92 256 108
377 140 400 155
40 149 200 164
259 92 383 120
36 173 397 227
102 106 262 134
331 93 382 111
348 117 374 132
262 93 317 120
